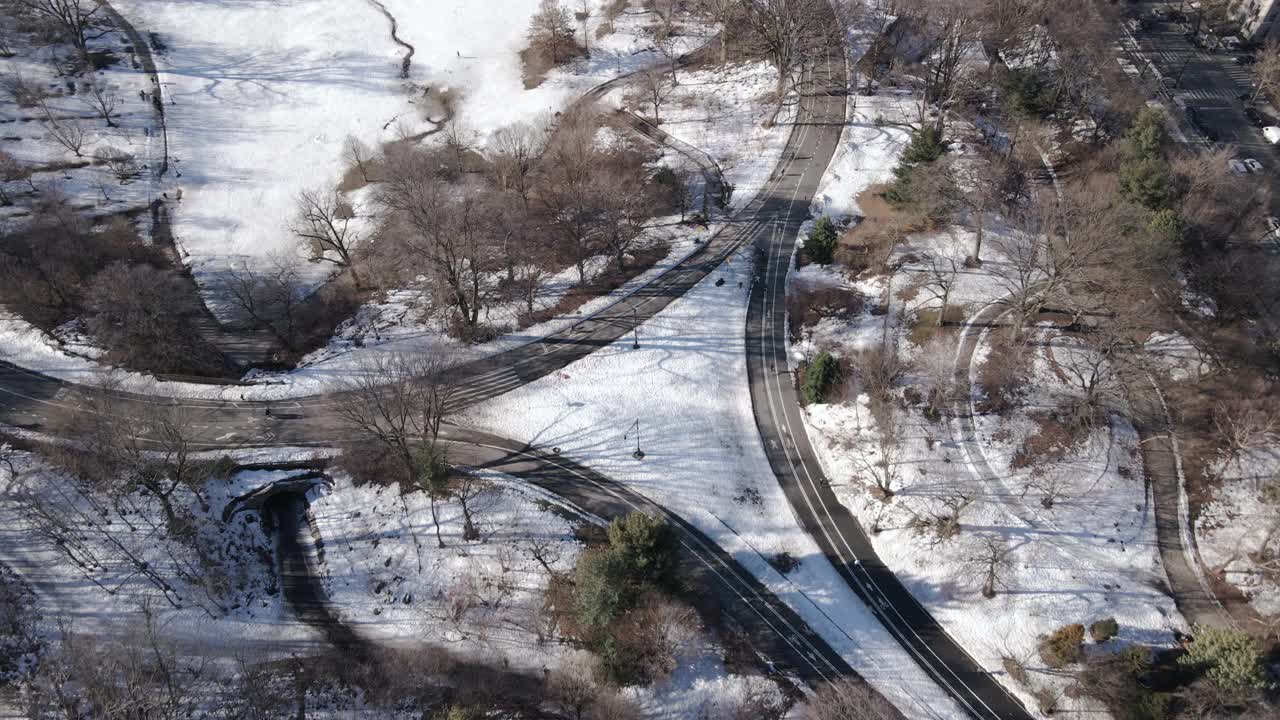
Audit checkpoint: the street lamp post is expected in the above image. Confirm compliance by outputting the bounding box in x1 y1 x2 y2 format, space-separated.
627 419 645 460
632 307 640 349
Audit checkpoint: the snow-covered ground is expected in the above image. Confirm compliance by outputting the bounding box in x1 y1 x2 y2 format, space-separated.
308 468 583 670
618 59 797 210
0 447 324 656
0 14 803 403
1196 449 1280 618
105 0 711 320
0 14 160 225
458 244 967 718
785 65 1186 717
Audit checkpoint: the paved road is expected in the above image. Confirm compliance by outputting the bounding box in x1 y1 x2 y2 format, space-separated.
741 45 1034 720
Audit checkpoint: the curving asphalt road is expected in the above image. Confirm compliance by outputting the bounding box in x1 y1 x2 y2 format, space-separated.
741 49 1035 720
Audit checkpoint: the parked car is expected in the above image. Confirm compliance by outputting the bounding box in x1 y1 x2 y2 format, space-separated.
1223 36 1243 52
1236 54 1258 65
1264 126 1280 144
1229 159 1249 174
1265 216 1280 239
1245 107 1267 127
1229 158 1263 174
1244 158 1264 173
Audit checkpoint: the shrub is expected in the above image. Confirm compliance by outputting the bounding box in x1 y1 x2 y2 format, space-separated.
1133 691 1172 720
606 512 678 590
801 351 841 405
807 216 838 266
1002 656 1030 686
1119 156 1173 210
1118 645 1152 677
1039 624 1086 669
1000 68 1055 118
1090 617 1119 643
1032 685 1059 715
572 547 633 642
1126 107 1169 161
1177 625 1271 691
885 125 945 207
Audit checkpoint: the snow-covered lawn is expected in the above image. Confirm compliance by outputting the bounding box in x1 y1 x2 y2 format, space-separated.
1196 450 1280 618
308 468 583 671
103 0 712 320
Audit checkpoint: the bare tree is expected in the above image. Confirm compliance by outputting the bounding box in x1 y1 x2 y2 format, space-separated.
1052 325 1132 431
0 150 33 205
737 0 840 125
78 79 117 126
93 145 137 182
343 135 376 184
636 68 675 124
695 0 740 64
335 352 459 553
378 148 502 332
916 245 960 326
964 535 1013 598
853 401 901 500
451 472 487 542
548 654 598 720
915 336 955 419
535 106 606 281
489 119 547 207
1212 400 1279 471
292 188 361 283
647 0 681 84
934 153 1008 262
41 111 87 157
596 154 658 271
14 0 104 56
1252 39 1280 103
801 678 898 720
528 0 578 65
83 262 220 375
223 259 310 351
1025 464 1077 510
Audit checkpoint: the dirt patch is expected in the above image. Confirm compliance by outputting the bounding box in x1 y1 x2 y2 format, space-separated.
975 329 1031 414
520 42 588 90
520 243 671 329
908 306 965 347
786 284 866 343
1011 412 1087 470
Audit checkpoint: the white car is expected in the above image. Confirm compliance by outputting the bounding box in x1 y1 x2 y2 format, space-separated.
1264 126 1280 144
1244 158 1264 173
1266 216 1280 238
1229 159 1249 175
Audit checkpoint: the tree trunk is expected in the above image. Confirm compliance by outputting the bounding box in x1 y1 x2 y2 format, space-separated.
429 493 444 548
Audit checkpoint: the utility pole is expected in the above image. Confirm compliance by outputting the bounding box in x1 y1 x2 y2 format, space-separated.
631 307 640 349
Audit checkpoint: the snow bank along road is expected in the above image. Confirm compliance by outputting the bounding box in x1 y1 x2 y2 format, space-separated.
743 49 1033 720
0 5 1030 718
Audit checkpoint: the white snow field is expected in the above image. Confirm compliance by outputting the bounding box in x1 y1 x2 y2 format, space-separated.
107 0 710 319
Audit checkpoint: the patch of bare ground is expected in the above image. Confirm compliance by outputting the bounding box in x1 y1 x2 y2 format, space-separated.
786 284 866 343
1010 412 1088 471
519 242 671 329
975 326 1031 415
837 184 934 278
